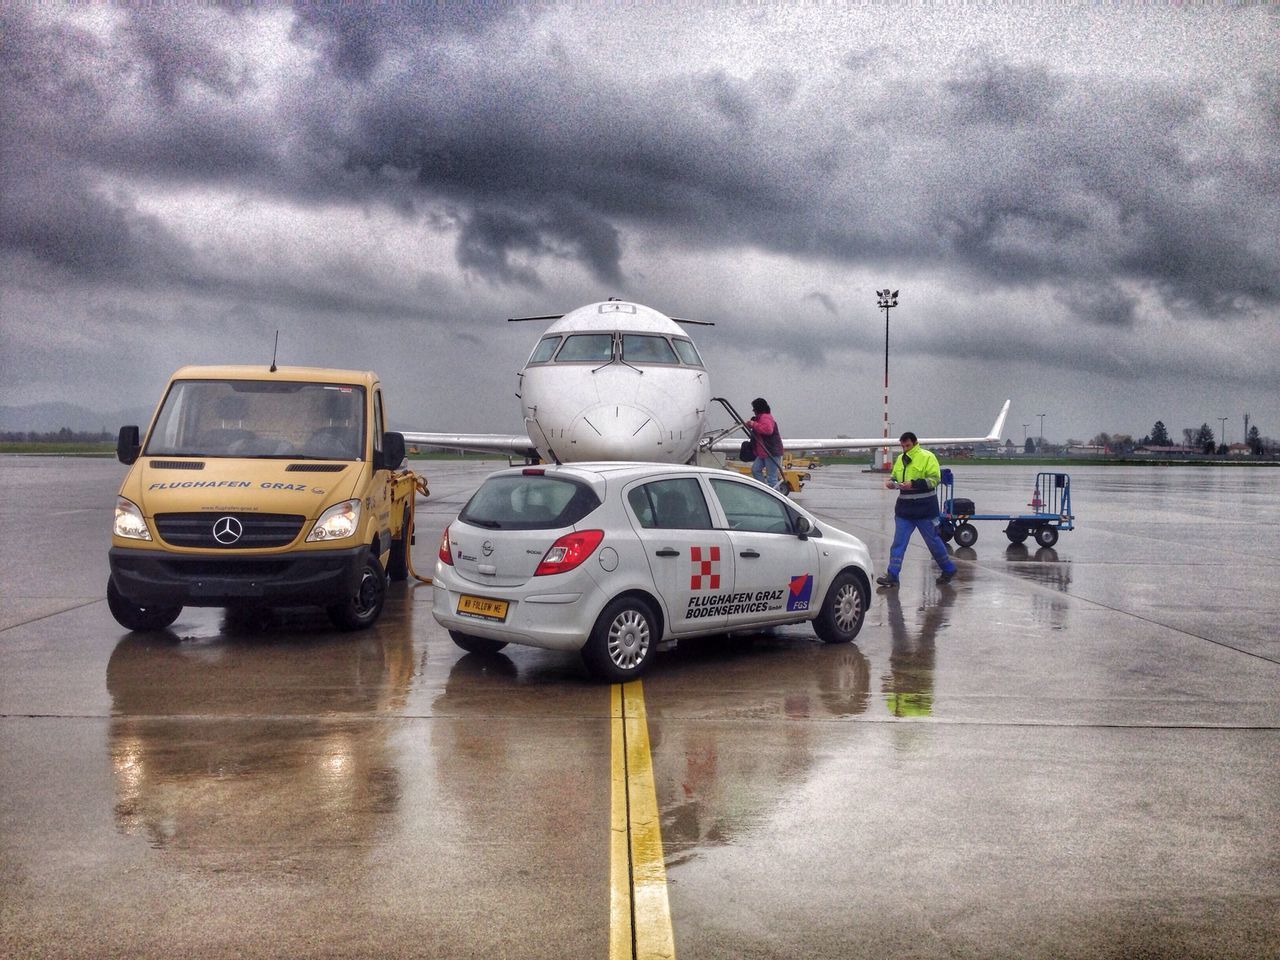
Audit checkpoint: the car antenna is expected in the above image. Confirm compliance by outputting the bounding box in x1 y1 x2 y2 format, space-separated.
270 330 279 372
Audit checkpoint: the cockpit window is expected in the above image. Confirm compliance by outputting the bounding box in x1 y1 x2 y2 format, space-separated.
529 336 561 364
672 338 703 367
622 335 678 364
556 334 614 362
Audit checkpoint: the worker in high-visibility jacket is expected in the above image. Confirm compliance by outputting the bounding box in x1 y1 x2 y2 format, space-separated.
876 431 957 587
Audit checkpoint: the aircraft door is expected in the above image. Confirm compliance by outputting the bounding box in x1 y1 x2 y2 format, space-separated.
707 477 820 628
625 477 734 635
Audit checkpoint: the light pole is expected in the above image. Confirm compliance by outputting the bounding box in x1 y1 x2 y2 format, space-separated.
1218 417 1229 450
1022 423 1029 446
875 288 899 470
1037 412 1046 448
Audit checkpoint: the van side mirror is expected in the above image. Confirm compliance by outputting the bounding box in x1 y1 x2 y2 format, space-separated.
117 426 141 465
379 431 406 471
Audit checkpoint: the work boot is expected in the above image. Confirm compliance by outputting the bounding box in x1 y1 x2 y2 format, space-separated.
875 574 899 588
937 568 956 583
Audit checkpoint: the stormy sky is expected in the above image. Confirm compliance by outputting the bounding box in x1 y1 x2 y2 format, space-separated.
2 2 1277 445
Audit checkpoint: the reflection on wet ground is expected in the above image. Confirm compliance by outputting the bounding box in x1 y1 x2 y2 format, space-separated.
2 458 1278 958
107 629 412 862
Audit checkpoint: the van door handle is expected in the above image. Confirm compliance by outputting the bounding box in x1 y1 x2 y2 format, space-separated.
654 548 680 557
739 550 760 558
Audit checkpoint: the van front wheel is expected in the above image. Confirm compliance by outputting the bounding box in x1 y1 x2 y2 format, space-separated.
107 577 181 631
328 553 387 631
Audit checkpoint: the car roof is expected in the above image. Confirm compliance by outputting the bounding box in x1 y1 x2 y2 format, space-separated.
490 462 763 484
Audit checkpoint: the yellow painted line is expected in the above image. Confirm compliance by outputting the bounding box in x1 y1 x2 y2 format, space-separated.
610 684 632 960
610 680 676 960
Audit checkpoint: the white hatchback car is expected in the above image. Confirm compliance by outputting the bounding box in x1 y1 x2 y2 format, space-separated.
432 463 874 680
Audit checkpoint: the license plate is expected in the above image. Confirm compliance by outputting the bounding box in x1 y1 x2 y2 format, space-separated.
457 594 510 621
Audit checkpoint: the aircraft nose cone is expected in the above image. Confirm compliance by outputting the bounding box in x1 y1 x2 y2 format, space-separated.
569 404 666 461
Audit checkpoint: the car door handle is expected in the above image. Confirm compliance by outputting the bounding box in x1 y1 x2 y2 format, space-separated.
739 550 760 558
654 548 680 557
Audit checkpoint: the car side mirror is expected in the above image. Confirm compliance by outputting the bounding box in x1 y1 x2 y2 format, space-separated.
379 431 406 471
117 425 141 465
794 515 814 539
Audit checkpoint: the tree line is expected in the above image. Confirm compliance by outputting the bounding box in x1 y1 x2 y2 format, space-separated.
1043 420 1274 456
0 427 113 443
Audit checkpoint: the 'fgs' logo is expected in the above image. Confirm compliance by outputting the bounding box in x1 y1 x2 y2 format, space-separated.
786 574 813 612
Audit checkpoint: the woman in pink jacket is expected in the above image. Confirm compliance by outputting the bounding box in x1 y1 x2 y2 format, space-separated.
746 397 784 490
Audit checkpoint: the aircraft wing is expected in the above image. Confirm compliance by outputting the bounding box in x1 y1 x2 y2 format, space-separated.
708 400 1011 453
401 431 538 459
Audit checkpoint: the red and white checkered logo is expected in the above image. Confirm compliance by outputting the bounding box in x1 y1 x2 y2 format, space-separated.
689 545 721 590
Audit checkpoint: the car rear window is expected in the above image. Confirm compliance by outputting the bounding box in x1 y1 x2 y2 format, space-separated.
460 475 601 530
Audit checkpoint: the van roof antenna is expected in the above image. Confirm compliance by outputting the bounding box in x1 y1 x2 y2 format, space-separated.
270 331 279 373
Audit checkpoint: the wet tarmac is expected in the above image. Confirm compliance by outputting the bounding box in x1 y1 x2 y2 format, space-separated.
2 456 1277 959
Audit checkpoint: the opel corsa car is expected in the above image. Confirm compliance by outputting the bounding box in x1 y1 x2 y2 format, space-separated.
432 463 874 680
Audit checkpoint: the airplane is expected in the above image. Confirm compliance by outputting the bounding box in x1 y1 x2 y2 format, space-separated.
401 299 1009 465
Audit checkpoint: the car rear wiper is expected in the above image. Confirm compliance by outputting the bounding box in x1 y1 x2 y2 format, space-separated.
465 518 502 528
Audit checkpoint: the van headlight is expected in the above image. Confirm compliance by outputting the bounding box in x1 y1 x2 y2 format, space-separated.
114 498 152 541
306 499 361 542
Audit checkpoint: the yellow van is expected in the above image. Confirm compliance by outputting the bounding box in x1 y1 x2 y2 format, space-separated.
109 365 417 631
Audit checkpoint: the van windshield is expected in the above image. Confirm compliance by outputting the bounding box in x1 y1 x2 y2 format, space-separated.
144 380 367 460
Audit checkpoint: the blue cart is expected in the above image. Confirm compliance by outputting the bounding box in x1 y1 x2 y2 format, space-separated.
936 470 1074 548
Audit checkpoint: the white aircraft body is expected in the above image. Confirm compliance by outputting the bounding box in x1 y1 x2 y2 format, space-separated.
402 299 1009 464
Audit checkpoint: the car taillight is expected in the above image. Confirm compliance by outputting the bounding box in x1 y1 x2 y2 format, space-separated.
534 529 604 576
438 527 454 565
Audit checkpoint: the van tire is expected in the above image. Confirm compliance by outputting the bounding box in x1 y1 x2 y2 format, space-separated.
327 552 386 631
107 577 181 632
812 569 867 644
583 595 657 681
448 631 508 655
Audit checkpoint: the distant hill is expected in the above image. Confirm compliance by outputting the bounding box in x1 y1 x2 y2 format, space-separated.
0 402 154 433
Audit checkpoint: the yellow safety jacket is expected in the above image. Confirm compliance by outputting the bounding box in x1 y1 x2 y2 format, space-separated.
890 445 942 519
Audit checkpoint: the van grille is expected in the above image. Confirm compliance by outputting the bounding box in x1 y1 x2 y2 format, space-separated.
154 513 305 549
285 463 348 472
150 460 205 470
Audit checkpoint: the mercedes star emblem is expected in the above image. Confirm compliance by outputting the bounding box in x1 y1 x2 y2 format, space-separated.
212 516 244 545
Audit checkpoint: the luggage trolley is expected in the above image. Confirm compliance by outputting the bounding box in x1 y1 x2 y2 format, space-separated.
936 470 1074 548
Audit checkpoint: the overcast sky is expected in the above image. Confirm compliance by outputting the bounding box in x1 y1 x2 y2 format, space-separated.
2 2 1277 445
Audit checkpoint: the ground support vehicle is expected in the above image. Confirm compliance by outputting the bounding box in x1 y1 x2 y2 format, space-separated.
109 365 423 632
432 463 874 680
936 469 1074 548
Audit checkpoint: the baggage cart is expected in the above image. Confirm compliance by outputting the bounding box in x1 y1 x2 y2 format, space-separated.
936 470 1074 548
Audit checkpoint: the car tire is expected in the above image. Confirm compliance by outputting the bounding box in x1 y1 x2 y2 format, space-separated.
327 552 387 631
954 523 978 548
582 595 658 681
1034 526 1059 548
449 630 508 655
107 576 181 631
387 506 410 582
812 569 867 644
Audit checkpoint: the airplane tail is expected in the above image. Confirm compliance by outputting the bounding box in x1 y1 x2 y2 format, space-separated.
986 400 1011 442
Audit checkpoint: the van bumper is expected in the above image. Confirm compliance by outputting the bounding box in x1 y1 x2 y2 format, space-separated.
109 545 368 608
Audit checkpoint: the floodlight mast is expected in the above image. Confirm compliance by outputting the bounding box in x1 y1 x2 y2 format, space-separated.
875 289 899 470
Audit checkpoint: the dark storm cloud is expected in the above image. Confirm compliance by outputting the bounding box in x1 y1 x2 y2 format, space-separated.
289 1 522 81
2 6 1276 342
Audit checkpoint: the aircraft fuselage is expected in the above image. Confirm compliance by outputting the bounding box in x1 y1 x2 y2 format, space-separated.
517 301 711 463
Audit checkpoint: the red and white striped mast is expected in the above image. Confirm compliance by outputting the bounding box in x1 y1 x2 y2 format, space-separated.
875 288 899 471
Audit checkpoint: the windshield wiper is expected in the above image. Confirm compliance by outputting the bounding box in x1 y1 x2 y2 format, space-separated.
465 518 502 528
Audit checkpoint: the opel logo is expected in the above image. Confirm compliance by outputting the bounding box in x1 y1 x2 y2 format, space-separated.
482 539 494 557
212 516 243 545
